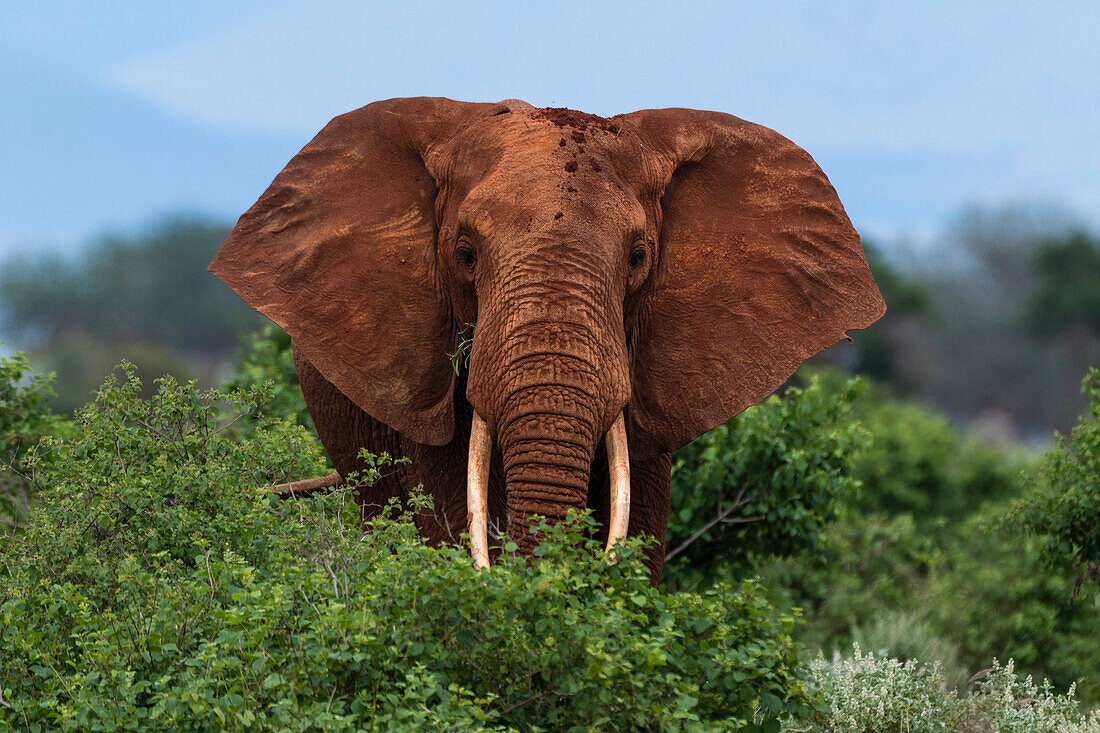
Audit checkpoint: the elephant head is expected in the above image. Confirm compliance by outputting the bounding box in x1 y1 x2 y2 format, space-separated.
211 97 884 565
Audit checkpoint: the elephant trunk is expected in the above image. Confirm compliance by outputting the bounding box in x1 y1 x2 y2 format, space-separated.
495 340 603 553
466 296 631 562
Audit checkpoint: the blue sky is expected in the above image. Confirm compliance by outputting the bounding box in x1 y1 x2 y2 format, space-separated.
2 1 1098 258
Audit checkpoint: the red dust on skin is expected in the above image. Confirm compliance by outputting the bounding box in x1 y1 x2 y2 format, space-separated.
535 107 621 135
564 161 578 173
589 159 602 172
554 211 564 220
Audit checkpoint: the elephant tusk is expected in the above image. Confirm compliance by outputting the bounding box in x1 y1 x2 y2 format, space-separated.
467 411 492 570
604 411 630 559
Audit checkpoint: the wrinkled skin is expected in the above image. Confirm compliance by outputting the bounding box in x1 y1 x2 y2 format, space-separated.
211 98 885 581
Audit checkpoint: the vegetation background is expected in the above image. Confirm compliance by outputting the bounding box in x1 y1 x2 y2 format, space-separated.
2 3 1098 728
2 210 1098 729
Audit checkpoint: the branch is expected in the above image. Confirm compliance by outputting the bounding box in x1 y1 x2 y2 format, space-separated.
264 472 342 498
664 487 759 564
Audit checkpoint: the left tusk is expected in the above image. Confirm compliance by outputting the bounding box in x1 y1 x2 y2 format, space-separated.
604 411 630 558
467 411 492 570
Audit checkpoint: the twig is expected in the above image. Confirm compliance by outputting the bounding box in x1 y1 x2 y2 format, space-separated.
321 554 342 599
498 688 560 716
664 487 759 564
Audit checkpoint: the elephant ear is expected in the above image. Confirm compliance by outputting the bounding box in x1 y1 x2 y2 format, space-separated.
211 97 503 445
619 108 886 457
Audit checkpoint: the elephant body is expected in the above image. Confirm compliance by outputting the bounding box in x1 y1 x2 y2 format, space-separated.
212 98 884 582
295 346 674 577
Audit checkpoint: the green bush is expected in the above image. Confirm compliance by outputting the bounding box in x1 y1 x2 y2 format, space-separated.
0 350 67 535
0 368 812 730
752 370 1100 703
789 646 1100 732
929 511 1100 704
223 326 313 432
664 377 867 589
1005 367 1100 598
757 511 943 652
844 380 1029 523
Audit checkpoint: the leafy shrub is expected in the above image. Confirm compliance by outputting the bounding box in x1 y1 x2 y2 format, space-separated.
789 646 1100 732
664 377 867 589
0 350 67 535
758 511 943 651
222 325 313 432
928 511 1100 704
844 379 1029 523
753 371 1100 703
0 369 812 730
762 504 1100 706
1005 367 1100 598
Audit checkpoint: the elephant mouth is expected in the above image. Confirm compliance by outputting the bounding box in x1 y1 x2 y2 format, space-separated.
466 411 630 569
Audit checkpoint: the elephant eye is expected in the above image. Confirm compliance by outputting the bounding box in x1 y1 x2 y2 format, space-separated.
628 244 648 269
455 239 477 270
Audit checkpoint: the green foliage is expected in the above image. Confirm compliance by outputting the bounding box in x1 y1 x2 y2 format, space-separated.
926 512 1100 703
763 504 1100 704
751 371 1100 703
447 321 476 376
0 369 812 730
759 511 942 651
790 647 1099 732
0 350 67 534
664 377 867 589
847 382 1028 522
1006 367 1100 597
222 326 313 432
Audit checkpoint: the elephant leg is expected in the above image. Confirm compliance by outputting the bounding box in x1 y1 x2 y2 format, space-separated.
292 343 406 520
402 385 508 552
625 452 672 584
587 446 672 584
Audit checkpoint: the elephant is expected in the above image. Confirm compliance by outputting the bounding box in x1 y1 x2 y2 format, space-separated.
210 97 884 581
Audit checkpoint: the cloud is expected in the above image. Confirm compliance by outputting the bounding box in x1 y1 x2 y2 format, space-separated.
10 0 1100 243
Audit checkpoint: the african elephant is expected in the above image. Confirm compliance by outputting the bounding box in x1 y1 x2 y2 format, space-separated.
210 97 884 580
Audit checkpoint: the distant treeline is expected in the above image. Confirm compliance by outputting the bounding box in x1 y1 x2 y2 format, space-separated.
0 216 265 410
821 203 1100 439
1 206 1098 433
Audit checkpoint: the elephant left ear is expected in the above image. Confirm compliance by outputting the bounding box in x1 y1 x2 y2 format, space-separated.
210 97 505 446
618 108 886 457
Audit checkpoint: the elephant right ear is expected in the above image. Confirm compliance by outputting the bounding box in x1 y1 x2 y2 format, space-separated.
619 108 886 458
210 97 503 446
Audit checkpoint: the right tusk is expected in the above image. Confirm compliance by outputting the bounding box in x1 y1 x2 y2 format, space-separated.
604 411 631 559
467 411 492 569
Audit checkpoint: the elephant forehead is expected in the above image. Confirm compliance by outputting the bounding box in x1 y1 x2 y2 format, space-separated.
453 127 642 226
451 109 642 181
456 167 645 240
